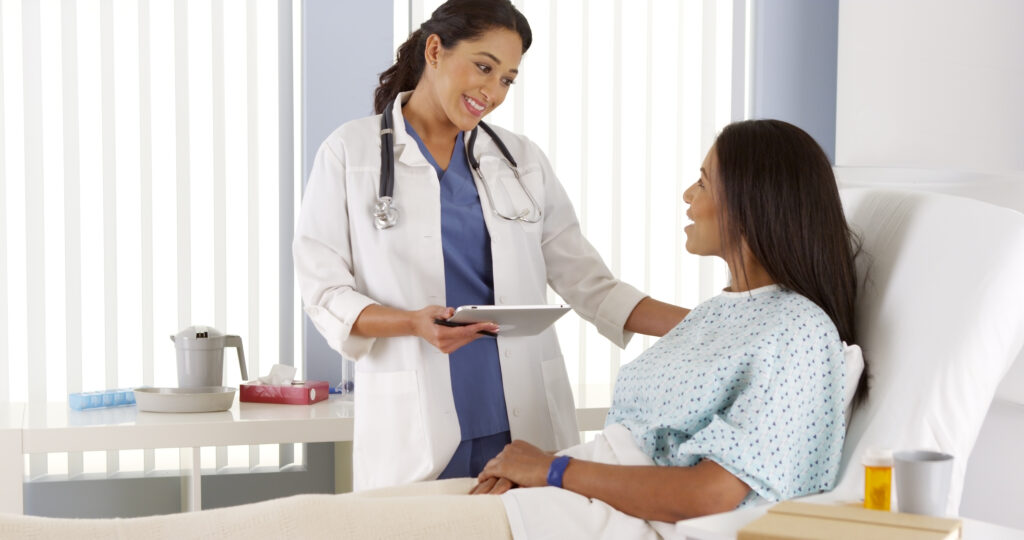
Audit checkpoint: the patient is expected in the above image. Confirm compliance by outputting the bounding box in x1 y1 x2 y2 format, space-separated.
3 120 865 539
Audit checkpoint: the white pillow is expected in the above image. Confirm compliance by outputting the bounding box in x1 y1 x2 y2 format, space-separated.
843 342 864 422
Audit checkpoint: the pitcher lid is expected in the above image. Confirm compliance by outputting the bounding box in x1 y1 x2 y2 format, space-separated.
172 325 227 349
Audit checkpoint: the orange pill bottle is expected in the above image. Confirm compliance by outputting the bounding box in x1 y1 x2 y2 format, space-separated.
863 448 893 511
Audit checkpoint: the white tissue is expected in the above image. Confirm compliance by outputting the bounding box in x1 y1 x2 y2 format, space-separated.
253 363 296 386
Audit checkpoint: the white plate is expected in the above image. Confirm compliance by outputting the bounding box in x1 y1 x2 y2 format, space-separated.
134 386 236 413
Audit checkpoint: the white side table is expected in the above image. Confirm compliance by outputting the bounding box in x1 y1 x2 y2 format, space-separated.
17 395 355 513
9 400 611 515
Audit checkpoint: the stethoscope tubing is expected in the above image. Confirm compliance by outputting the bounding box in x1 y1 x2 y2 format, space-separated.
375 98 539 229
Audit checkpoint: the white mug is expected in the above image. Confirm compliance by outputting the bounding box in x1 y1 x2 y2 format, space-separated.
894 449 954 516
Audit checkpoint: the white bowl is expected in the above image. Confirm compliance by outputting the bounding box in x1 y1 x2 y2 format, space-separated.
134 386 236 413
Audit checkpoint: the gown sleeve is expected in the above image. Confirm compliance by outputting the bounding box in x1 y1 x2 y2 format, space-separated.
674 329 847 502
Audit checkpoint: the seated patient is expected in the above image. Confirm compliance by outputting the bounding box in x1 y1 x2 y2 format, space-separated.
471 118 865 538
2 120 864 540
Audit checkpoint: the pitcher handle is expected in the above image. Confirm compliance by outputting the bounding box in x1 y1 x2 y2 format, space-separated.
223 336 248 382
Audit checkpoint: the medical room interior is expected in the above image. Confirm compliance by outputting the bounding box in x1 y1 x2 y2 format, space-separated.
1 0 1022 538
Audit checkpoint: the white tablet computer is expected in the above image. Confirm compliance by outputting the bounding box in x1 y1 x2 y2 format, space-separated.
445 304 571 337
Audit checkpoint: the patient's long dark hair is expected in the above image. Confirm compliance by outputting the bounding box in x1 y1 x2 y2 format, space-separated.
374 0 532 114
714 119 867 406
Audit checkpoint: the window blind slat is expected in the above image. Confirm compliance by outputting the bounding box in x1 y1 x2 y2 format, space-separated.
246 0 260 387
62 0 84 480
698 0 719 302
139 0 153 388
609 0 623 385
212 0 230 474
24 0 47 480
0 0 7 405
175 0 191 330
577 0 589 408
278 0 295 371
100 0 120 478
642 0 653 353
25 0 47 409
61 0 82 405
213 0 227 332
101 0 117 391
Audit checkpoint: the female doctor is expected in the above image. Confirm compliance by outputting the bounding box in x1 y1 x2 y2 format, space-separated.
294 0 683 491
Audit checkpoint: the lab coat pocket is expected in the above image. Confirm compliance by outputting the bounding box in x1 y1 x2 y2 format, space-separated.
354 370 431 487
479 157 544 225
540 357 581 450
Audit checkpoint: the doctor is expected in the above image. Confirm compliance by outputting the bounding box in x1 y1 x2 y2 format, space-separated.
294 0 683 491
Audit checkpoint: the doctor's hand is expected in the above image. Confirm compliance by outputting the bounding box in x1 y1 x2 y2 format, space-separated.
411 305 499 354
471 440 556 495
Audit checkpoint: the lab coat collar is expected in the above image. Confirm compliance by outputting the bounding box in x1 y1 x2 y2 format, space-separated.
391 90 481 170
390 91 430 168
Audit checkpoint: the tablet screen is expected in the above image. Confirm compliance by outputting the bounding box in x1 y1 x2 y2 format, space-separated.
446 304 570 337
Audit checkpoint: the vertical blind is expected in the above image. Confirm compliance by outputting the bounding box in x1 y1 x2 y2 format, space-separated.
400 0 747 407
0 0 300 478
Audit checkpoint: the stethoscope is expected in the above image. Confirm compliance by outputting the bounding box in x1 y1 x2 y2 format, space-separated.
373 98 542 230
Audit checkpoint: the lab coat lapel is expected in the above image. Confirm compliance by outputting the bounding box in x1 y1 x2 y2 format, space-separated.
391 91 430 169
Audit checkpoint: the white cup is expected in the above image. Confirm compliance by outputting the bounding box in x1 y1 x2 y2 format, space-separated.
894 450 954 516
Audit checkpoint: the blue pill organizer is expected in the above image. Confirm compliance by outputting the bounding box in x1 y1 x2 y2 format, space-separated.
68 388 137 410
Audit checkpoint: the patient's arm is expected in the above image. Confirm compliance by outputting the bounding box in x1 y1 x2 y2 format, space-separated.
473 440 749 522
624 297 690 337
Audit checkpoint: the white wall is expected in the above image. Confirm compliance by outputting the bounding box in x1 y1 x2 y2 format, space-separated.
835 0 1024 172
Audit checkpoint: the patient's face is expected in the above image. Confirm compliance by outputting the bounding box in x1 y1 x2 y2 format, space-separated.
682 147 723 257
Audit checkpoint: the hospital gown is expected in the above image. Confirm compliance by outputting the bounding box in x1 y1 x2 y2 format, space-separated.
502 284 847 539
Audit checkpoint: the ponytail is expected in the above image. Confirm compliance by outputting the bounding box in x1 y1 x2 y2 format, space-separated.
374 29 427 114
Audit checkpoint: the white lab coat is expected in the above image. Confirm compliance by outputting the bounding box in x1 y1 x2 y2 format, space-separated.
294 91 645 491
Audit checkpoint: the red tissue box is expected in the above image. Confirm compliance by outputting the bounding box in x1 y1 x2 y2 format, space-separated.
239 381 329 405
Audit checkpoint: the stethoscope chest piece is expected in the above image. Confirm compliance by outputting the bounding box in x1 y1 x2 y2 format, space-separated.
373 196 398 230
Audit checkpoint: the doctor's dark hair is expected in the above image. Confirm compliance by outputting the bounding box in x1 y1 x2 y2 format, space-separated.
713 119 868 407
373 0 532 114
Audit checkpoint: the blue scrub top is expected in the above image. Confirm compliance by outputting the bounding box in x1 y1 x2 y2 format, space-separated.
405 123 510 441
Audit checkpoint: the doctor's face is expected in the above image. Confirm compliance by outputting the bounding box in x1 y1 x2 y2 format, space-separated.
428 28 523 132
683 146 724 257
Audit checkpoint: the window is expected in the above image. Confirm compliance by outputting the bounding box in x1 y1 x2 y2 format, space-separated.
398 0 747 406
1 0 300 479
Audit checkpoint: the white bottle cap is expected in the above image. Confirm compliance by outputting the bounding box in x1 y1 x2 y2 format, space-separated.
862 447 894 467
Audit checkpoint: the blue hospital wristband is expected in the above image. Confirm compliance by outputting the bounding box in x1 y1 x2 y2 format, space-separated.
546 455 572 488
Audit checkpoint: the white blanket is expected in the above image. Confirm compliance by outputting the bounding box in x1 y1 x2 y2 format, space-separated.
501 423 680 539
0 479 510 540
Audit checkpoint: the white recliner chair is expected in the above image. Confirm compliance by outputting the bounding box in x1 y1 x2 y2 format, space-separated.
833 188 1024 515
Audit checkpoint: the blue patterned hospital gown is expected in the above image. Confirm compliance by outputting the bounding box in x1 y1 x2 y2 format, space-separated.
605 284 846 506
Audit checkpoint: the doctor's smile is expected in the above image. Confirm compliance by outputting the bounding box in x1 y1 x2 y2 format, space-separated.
463 94 487 116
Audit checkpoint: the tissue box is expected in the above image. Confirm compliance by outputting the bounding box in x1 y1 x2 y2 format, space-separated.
239 381 329 405
738 501 962 540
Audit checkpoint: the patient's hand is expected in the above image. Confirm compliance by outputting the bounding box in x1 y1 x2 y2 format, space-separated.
471 440 555 495
468 476 517 495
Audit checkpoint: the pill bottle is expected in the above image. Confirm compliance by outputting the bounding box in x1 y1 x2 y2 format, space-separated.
863 448 893 511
